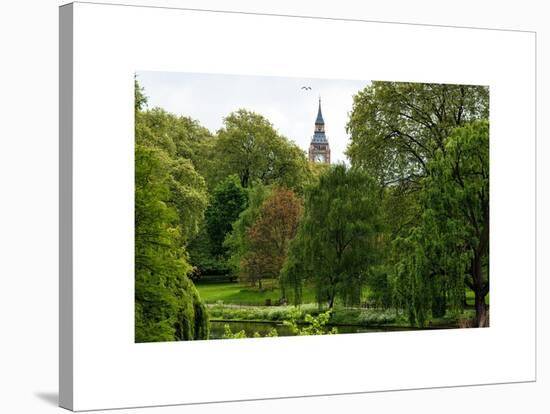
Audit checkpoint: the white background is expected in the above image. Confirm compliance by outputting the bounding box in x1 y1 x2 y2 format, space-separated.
71 2 535 411
0 0 547 413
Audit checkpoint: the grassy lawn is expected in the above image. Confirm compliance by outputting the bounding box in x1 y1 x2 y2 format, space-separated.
195 280 318 305
196 279 372 306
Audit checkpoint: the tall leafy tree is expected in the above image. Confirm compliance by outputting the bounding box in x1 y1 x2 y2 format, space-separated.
205 175 248 257
283 165 383 308
241 187 302 289
392 121 489 327
168 158 209 243
224 184 272 278
134 80 209 342
213 109 310 190
134 144 209 342
347 82 490 327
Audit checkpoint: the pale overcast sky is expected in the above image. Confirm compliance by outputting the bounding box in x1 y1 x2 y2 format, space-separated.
136 71 371 164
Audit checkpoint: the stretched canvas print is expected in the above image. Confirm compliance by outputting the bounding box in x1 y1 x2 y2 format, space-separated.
60 2 535 411
134 71 490 342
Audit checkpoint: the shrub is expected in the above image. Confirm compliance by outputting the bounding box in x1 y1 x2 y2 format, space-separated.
222 324 278 339
283 309 338 336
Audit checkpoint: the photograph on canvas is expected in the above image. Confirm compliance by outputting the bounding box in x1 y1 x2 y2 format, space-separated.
134 71 490 342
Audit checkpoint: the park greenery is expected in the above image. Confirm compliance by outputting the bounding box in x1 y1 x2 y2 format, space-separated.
134 79 490 342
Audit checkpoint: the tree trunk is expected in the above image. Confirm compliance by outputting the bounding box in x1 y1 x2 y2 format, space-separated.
241 169 250 188
472 252 488 327
476 200 490 327
328 292 335 309
474 290 488 327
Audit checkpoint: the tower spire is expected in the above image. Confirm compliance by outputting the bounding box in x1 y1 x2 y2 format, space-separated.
316 95 324 125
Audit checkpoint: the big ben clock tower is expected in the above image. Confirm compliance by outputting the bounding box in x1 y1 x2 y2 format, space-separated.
308 97 331 164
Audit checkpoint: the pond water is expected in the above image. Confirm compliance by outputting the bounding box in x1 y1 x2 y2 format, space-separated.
209 320 422 339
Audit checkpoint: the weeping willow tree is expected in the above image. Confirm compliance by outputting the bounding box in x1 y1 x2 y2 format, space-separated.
391 223 470 327
282 164 383 308
392 120 489 327
280 236 306 306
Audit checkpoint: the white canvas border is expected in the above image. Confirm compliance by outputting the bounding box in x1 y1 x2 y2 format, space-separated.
60 2 536 411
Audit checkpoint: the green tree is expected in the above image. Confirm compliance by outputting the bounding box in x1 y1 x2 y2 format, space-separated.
393 121 489 327
346 81 490 327
205 175 248 257
135 107 177 155
134 77 148 112
136 106 216 183
213 109 309 190
346 81 489 189
187 227 228 277
134 80 209 342
224 184 272 278
283 165 383 308
279 236 306 306
134 144 209 342
168 158 209 243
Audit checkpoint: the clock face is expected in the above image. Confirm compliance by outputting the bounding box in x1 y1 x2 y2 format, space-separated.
315 154 325 162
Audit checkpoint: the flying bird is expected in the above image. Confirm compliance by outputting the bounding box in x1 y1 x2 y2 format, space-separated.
301 86 312 90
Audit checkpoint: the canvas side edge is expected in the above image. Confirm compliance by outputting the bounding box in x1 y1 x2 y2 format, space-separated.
59 3 74 411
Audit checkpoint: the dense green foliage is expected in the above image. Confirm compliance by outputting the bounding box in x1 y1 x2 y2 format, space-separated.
187 176 247 276
220 310 336 339
222 324 279 339
188 109 312 279
346 81 490 327
241 187 302 289
364 266 393 309
134 82 209 342
205 175 248 256
346 81 489 188
206 302 401 326
224 185 272 278
283 310 338 336
282 165 383 308
186 228 226 277
212 109 310 190
393 121 490 327
134 141 209 342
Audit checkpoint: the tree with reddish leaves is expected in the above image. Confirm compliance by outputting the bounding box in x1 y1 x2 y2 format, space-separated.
242 187 302 290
